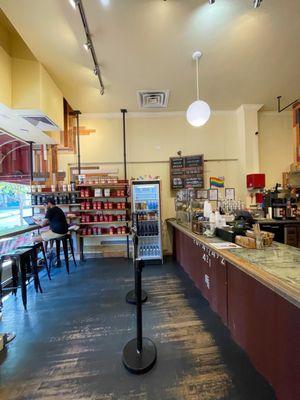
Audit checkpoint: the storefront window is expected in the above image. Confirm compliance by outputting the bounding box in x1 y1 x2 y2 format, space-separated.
0 132 31 231
0 182 32 231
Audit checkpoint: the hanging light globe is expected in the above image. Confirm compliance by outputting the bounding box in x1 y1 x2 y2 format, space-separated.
186 51 211 127
186 100 211 127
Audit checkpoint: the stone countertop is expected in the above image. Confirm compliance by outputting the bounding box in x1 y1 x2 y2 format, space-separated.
168 219 300 308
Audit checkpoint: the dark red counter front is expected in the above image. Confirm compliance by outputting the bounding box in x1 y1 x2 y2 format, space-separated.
171 224 300 400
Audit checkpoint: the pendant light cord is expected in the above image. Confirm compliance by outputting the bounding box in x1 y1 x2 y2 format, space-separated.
196 57 199 101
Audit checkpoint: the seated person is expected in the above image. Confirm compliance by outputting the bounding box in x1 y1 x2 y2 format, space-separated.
33 198 69 242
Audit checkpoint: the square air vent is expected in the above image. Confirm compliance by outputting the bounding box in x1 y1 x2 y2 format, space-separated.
137 90 170 109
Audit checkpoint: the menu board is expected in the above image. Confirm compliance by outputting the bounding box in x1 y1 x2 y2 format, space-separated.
170 155 204 189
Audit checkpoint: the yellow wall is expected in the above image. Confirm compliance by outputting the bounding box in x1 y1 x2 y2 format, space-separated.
259 111 293 188
57 112 243 250
0 45 12 106
40 65 64 128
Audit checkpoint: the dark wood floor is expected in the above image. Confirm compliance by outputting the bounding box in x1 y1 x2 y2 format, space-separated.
0 257 275 400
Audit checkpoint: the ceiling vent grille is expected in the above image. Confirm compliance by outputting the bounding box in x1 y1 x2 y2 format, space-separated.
137 90 170 109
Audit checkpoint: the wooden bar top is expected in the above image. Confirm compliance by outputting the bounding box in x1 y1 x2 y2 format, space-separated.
0 224 40 240
168 219 300 308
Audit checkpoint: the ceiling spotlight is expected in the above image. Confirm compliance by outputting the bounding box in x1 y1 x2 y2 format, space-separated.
69 0 79 9
253 0 263 8
83 41 91 51
208 0 215 4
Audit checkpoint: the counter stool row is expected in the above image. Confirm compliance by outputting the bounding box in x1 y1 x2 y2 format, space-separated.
0 233 77 310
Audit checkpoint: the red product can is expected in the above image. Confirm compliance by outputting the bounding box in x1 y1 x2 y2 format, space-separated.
109 202 113 210
97 201 102 210
104 202 108 210
80 189 85 198
81 202 85 210
122 215 126 221
117 203 121 210
86 215 91 223
81 215 86 223
82 228 87 236
117 214 121 221
117 190 121 197
117 227 122 235
87 228 92 236
93 202 97 210
94 215 99 222
86 201 91 210
99 214 104 222
109 227 115 235
121 226 126 234
109 215 113 222
104 214 109 222
84 189 89 198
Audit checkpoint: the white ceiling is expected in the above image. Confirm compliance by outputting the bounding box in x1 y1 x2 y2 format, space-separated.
1 0 300 112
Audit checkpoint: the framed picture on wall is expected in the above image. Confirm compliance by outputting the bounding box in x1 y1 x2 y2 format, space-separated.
208 189 218 201
196 189 208 199
225 188 235 200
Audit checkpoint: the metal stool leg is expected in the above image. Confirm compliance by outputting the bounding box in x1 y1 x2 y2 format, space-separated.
31 248 43 294
18 257 27 310
62 237 70 274
68 235 77 267
55 239 62 268
39 243 51 280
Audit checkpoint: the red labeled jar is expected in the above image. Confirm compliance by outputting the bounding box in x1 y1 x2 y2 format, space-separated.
81 215 86 223
99 214 104 222
104 214 109 222
121 226 126 234
109 215 113 222
80 189 85 198
93 215 99 222
84 189 89 198
86 201 91 210
117 214 121 221
80 202 85 210
87 228 92 236
109 227 115 235
108 202 113 210
121 202 126 209
117 227 122 235
104 202 108 210
97 201 102 210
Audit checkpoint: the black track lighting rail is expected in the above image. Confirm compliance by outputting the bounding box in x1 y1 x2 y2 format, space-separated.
76 0 105 95
277 96 300 113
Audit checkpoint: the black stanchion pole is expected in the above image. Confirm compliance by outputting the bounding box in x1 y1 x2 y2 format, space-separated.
122 258 157 374
126 214 148 305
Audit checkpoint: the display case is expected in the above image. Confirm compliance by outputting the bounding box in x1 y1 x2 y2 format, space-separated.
175 189 205 233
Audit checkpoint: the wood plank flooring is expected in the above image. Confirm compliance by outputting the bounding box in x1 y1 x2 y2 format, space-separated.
0 257 275 400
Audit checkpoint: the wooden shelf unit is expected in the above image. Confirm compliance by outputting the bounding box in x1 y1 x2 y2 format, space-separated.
77 181 131 259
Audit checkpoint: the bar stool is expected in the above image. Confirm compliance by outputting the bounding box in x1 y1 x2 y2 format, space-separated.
18 242 51 280
0 248 42 310
53 233 77 275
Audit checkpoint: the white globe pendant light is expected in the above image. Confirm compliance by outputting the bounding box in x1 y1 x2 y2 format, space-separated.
186 51 211 127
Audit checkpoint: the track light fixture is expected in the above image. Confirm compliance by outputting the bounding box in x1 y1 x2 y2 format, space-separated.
253 0 263 8
83 40 91 51
69 0 105 95
69 0 79 10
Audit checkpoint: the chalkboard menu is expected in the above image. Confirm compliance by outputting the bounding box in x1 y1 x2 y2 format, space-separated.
170 155 204 189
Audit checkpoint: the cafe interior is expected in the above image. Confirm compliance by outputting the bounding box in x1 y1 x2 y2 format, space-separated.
0 1 299 399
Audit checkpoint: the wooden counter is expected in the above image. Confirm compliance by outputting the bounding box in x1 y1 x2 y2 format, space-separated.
167 219 300 400
0 224 40 240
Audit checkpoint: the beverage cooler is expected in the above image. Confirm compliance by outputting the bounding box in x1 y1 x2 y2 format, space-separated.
131 180 163 263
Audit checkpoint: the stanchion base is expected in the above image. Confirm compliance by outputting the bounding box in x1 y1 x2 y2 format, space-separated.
123 337 157 374
126 289 148 304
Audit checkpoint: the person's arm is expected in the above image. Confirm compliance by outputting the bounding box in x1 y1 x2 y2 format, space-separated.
32 216 49 227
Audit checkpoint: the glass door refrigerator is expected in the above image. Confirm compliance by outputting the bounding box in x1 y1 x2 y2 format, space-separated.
131 180 163 263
